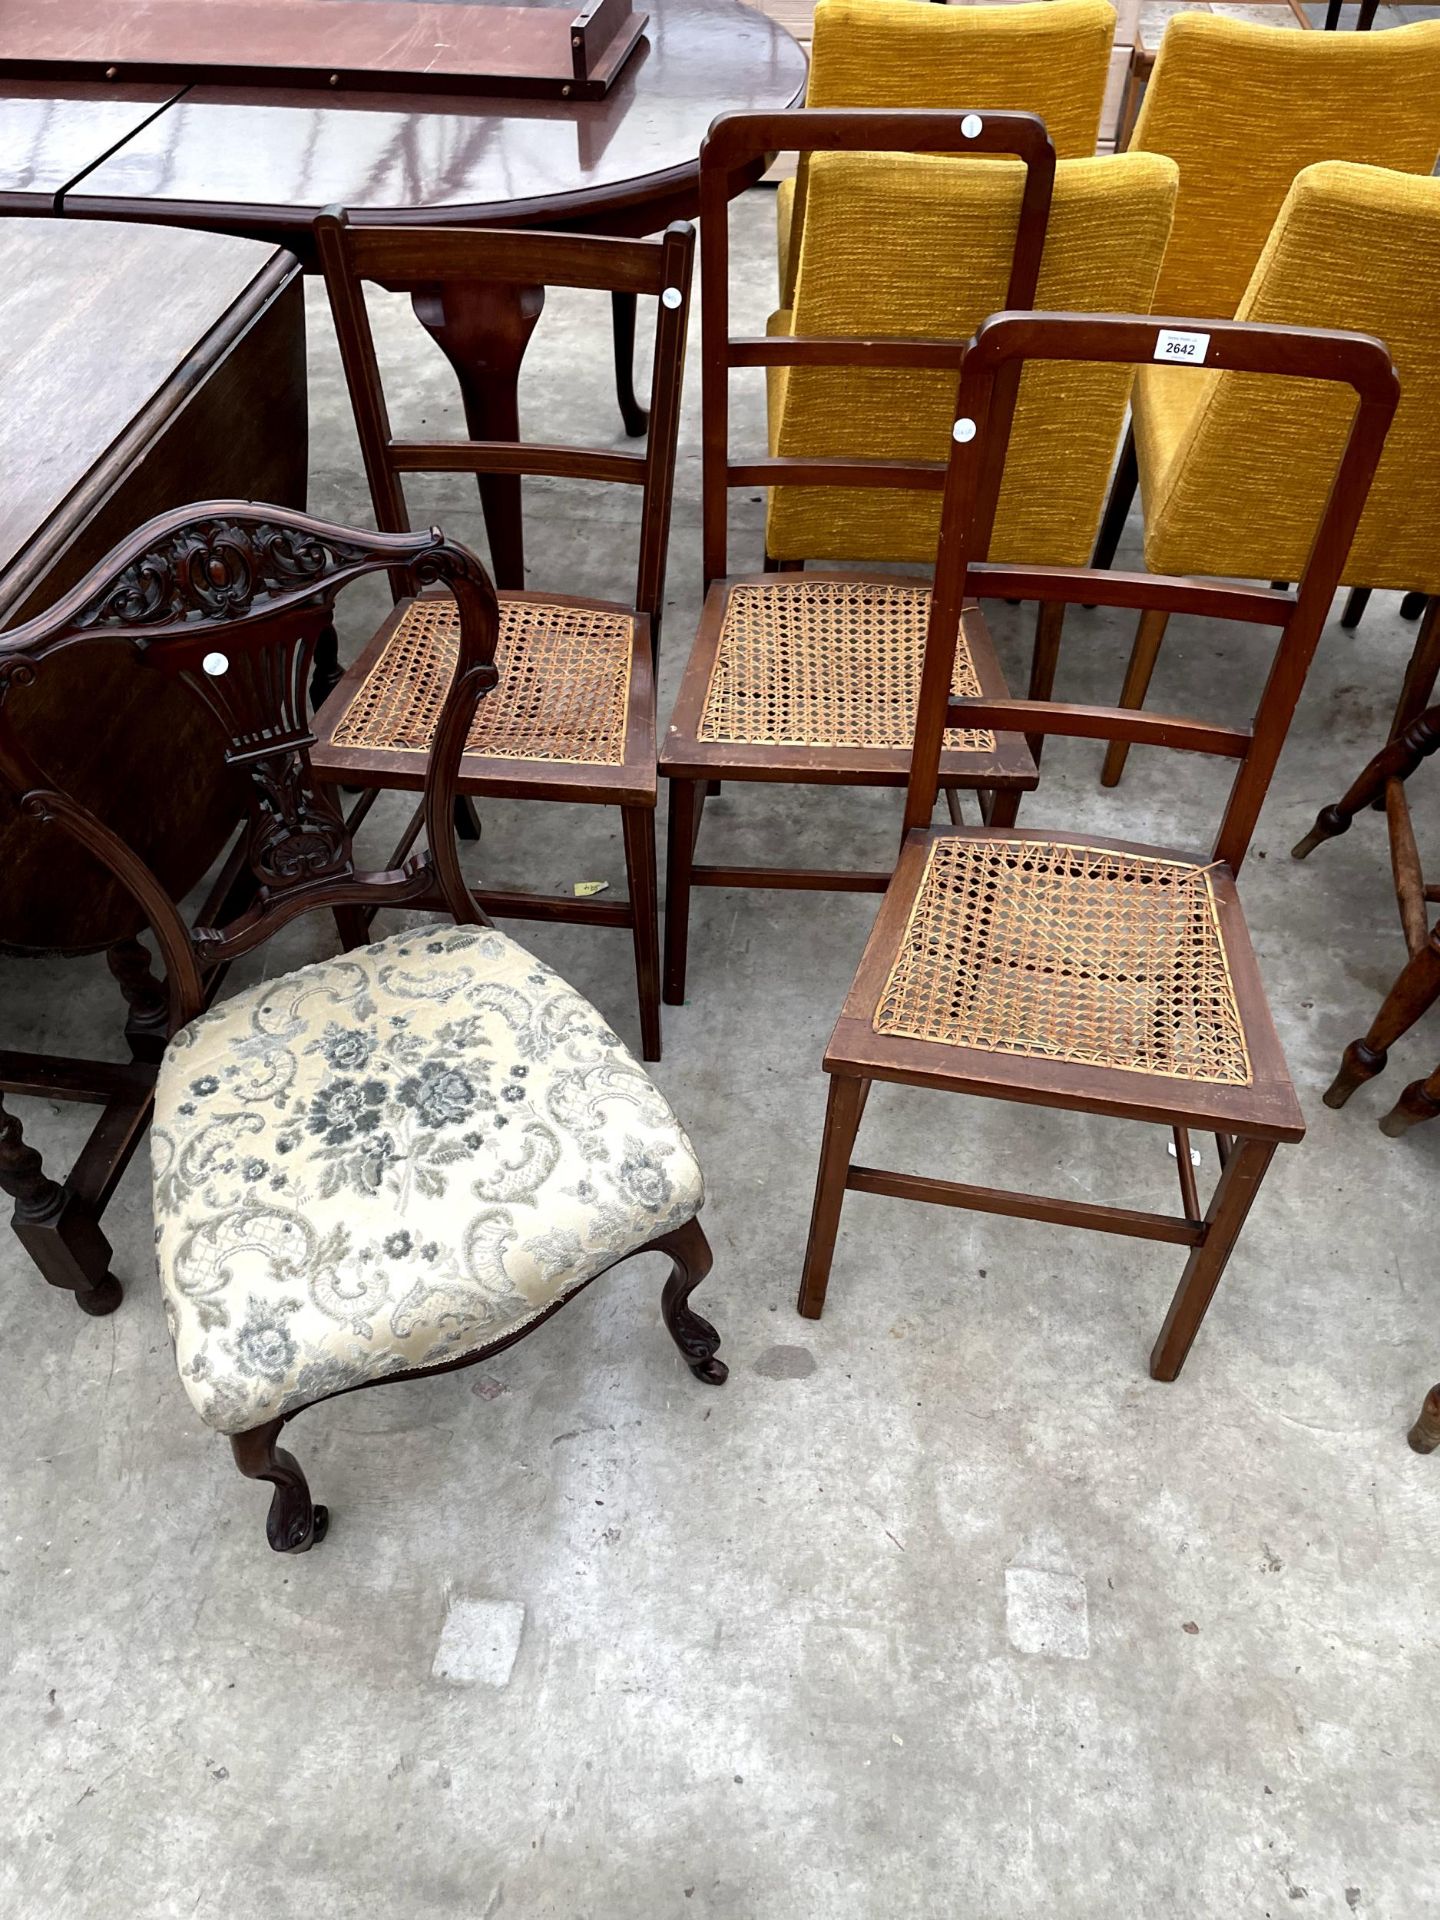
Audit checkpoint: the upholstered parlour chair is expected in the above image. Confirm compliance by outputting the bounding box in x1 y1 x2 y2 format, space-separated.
0 506 725 1554
1100 162 1440 788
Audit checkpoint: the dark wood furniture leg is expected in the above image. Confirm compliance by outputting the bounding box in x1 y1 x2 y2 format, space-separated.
1390 597 1440 738
796 1073 871 1319
1341 586 1370 631
654 1213 727 1382
1101 607 1170 786
1326 930 1440 1109
410 280 546 591
611 290 648 438
1356 0 1380 27
106 936 170 1065
1149 1135 1276 1381
0 1094 121 1315
1409 1383 1440 1452
1401 592 1429 621
1089 422 1138 572
622 803 663 1061
1379 1059 1440 1136
231 1418 329 1553
663 776 701 1006
1026 601 1065 763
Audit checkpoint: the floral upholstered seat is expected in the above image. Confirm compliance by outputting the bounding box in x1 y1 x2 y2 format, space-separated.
152 924 704 1435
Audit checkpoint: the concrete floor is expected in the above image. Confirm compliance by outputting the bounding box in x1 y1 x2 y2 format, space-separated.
2 193 1438 1918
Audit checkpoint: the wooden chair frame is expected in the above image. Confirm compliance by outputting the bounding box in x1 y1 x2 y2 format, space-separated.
660 107 1054 1005
799 309 1398 1382
0 502 725 1551
310 213 695 1061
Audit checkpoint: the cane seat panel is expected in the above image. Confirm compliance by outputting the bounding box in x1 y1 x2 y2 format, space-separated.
329 593 635 767
697 578 994 754
873 833 1253 1086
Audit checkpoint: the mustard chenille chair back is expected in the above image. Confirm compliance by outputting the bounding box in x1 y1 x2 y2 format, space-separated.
767 148 1177 566
1131 13 1440 321
1141 162 1440 594
778 0 1118 302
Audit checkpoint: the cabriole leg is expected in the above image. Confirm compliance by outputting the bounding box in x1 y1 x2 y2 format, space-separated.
230 1418 328 1553
653 1214 727 1384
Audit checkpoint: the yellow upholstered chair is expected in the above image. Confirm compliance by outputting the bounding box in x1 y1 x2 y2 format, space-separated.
777 0 1118 306
768 146 1179 570
1103 161 1440 786
1093 11 1440 569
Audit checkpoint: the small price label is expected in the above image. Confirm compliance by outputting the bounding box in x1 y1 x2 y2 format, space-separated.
1154 328 1211 365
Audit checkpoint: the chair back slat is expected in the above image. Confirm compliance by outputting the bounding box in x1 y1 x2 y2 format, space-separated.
316 211 694 635
698 108 1056 587
0 505 501 1031
901 311 1399 872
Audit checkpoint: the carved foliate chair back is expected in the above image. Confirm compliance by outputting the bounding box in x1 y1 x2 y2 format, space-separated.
0 505 500 1031
315 211 694 641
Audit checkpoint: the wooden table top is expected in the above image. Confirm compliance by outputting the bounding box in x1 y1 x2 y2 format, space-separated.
0 0 807 237
0 217 296 620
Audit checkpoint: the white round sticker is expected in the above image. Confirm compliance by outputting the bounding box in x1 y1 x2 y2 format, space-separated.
202 651 229 677
952 418 977 444
662 286 684 310
961 114 983 140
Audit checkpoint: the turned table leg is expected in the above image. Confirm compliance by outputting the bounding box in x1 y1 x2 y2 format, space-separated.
0 1094 120 1314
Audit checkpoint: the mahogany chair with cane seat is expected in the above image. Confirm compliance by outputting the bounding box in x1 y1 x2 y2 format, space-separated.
661 107 1063 1006
798 309 1398 1382
0 505 725 1553
310 217 695 1062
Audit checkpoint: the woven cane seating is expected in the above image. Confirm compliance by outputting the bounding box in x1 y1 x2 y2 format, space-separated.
872 835 1252 1087
696 579 994 756
328 593 635 768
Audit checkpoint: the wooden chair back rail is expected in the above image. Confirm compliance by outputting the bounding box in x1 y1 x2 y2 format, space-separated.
904 309 1399 871
969 563 1289 626
316 211 694 631
333 225 674 295
944 697 1251 760
387 441 648 484
0 504 500 1034
698 108 1057 584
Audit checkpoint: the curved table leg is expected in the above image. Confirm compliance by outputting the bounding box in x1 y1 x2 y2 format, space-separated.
410 280 546 591
611 291 649 438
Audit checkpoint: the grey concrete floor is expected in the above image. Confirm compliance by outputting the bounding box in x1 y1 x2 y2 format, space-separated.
2 192 1438 1918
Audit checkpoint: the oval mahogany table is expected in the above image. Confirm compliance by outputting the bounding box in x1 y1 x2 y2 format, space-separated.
0 0 809 587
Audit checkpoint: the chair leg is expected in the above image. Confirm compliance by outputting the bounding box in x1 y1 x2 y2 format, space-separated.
1323 0 1343 27
1149 1135 1277 1382
1340 586 1370 631
1390 597 1440 738
1026 600 1065 765
663 778 700 1007
1356 0 1380 27
1325 930 1440 1109
1379 1059 1440 1137
1090 423 1138 573
454 795 482 841
621 804 662 1062
652 1213 727 1384
1408 1383 1440 1454
1401 591 1429 622
106 936 170 1065
610 290 648 439
333 906 373 951
0 1095 121 1316
231 1418 328 1553
1101 607 1171 788
796 1074 871 1320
